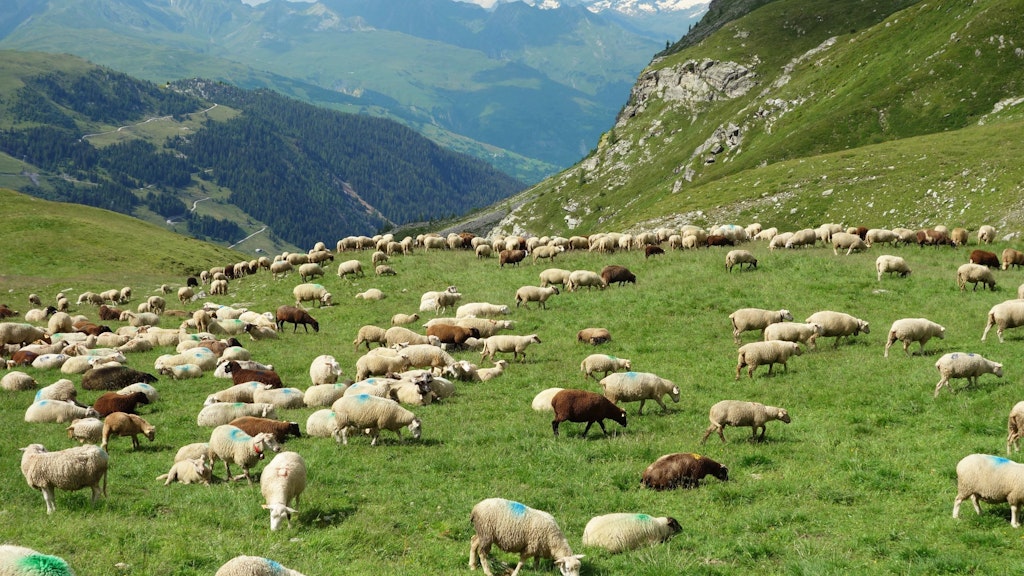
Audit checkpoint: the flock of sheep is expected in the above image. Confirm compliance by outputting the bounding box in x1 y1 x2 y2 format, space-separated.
4 220 1024 574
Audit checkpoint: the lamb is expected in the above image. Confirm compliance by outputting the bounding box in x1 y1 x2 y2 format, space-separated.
336 259 364 279
0 544 75 575
261 451 307 531
391 313 420 326
539 268 572 288
550 388 627 437
600 265 636 287
875 254 912 281
222 360 283 389
81 365 157 391
0 322 48 347
468 498 583 576
700 400 791 443
292 283 332 307
1 370 37 391
157 455 213 486
353 325 387 350
576 327 611 345
831 232 868 255
208 424 282 483
599 371 679 415
481 334 542 363
565 270 606 291
934 352 1003 397
580 354 630 381
475 359 509 382
953 453 1024 527
101 412 155 451
197 402 278 427
355 351 412 380
66 417 103 444
275 305 319 333
174 442 210 463
982 300 1024 342
457 302 510 318
305 409 339 438
763 321 823 349
640 452 729 490
514 286 559 309
92 391 150 417
728 308 793 345
252 387 306 410
355 288 386 301
214 556 307 576
1007 401 1024 454
805 310 870 347
884 318 946 357
331 394 422 446
957 263 996 292
581 513 681 553
735 340 802 380
1003 248 1024 270
19 443 108 515
725 249 758 272
531 388 563 412
229 416 301 444
24 400 100 424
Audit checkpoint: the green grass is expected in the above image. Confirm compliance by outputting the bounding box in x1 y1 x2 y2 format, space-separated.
3 190 1024 574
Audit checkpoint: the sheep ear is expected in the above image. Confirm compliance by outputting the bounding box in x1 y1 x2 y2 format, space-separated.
262 504 271 510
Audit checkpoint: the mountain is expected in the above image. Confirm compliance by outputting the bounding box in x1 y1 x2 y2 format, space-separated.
483 0 1024 236
0 0 681 182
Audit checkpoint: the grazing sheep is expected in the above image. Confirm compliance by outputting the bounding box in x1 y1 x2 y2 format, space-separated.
804 310 870 347
934 352 1003 397
953 453 1024 527
576 327 611 345
481 334 542 363
66 417 103 444
1007 402 1024 455
297 262 325 283
600 371 679 415
24 400 99 424
353 325 387 350
92 391 150 417
539 268 572 288
355 288 386 301
600 265 636 287
735 340 802 380
957 263 997 292
355 351 412 380
214 556 307 576
579 355 631 380
101 412 155 451
157 456 213 486
252 387 306 410
1 370 37 391
884 318 946 357
0 544 75 575
197 402 278 427
425 317 515 338
499 249 527 267
865 228 898 247
208 425 282 483
19 443 108 515
0 322 48 348
831 232 867 255
419 286 462 314
875 254 912 281
81 365 157 391
700 400 791 443
275 305 319 333
476 244 493 259
336 259 364 279
977 225 997 244
970 249 1001 269
391 313 420 326
229 416 301 444
566 270 606 291
270 260 293 278
728 308 793 345
177 286 194 304
261 451 307 531
982 300 1024 342
385 326 439 347
581 513 681 553
305 409 339 438
331 394 422 446
551 389 627 437
292 283 332 307
641 452 729 490
514 286 559 309
784 228 817 248
725 249 758 272
426 324 480 347
763 321 823 349
468 498 583 576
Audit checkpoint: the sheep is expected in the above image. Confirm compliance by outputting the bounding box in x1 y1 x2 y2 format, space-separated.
336 259 364 279
197 402 279 427
468 497 584 576
884 318 946 357
1007 402 1024 455
297 262 325 283
0 544 75 575
353 325 387 350
425 317 515 338
956 263 997 292
499 249 527 267
81 365 157 391
978 225 997 244
457 302 510 318
875 254 912 281
304 383 348 408
157 455 213 486
600 265 636 287
1 370 37 391
641 452 729 490
261 451 307 531
48 311 73 334
831 232 868 255
214 556 307 576
476 244 493 259
25 306 57 323
305 409 339 438
19 443 108 515
982 300 1024 342
292 283 332 307
391 313 420 326
763 321 823 349
1002 248 1024 270
481 334 542 363
208 425 282 483
578 354 630 380
600 371 680 415
243 323 278 341
531 388 563 412
385 326 439 347
252 387 307 410
205 382 263 405
174 442 210 463
159 363 203 380
769 232 793 250
419 286 462 314
31 353 69 371
355 351 412 380
66 417 103 444
34 379 79 404
784 228 817 248
355 288 386 301
476 359 509 382
275 305 319 333
725 249 758 271
229 416 301 444
399 343 456 372
953 453 1024 527
539 268 572 288
576 327 611 345
581 513 681 553
514 286 559 309
426 324 480 348
270 260 293 278
735 340 802 380
970 249 1000 269
934 352 1003 397
728 308 793 345
805 310 870 347
343 377 398 399
307 354 342 386
331 394 422 446
177 286 194 304
222 360 283 389
566 270 606 291
101 412 155 451
24 400 100 424
92 391 150 417
865 228 898 247
700 400 791 444
0 322 48 347
550 388 627 437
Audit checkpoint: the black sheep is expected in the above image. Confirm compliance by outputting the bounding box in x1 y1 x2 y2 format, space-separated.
600 265 636 287
81 365 158 391
550 389 627 437
641 452 729 490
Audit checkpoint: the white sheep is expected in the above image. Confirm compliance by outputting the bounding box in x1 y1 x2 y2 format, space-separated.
252 387 306 410
865 228 898 247
397 343 455 372
419 287 462 314
297 262 325 283
303 383 348 407
214 556 307 576
1008 402 1024 455
831 232 867 255
977 225 997 244
384 326 439 347
205 382 264 405
310 355 344 384
600 371 679 415
1 370 37 391
457 302 510 318
425 317 516 338
725 249 758 272
118 382 159 403
391 313 420 326
476 360 509 382
208 424 282 483
953 453 1024 527
875 254 912 281
805 310 870 347
735 340 802 380
580 354 631 380
0 544 75 575
177 286 194 303
261 451 307 531
34 379 79 404
468 497 584 576
957 263 996 292
355 351 412 380
292 283 332 307
305 409 339 438
161 363 204 380
982 300 1024 342
762 321 823 349
355 288 386 301
481 334 542 363
31 354 69 371
157 456 213 485
884 318 945 357
48 311 73 334
784 228 817 248
581 513 681 553
566 270 606 291
331 394 421 446
514 285 560 309
24 400 99 424
768 232 793 250
353 325 388 351
19 443 108 514
700 400 791 443
336 259 364 279
531 388 564 412
538 268 572 288
66 417 103 444
197 402 278 427
728 308 793 345
934 352 1003 397
174 442 210 463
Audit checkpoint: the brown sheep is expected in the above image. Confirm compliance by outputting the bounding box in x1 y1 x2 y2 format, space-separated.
0 304 17 318
92 391 150 417
644 245 665 259
228 416 301 444
600 265 636 287
73 322 112 336
223 360 283 389
550 389 627 438
706 235 734 247
970 250 1000 269
916 229 952 247
425 324 480 347
197 338 243 357
499 249 527 268
275 305 320 333
641 452 729 490
577 327 612 345
98 305 122 321
9 349 39 367
101 412 155 451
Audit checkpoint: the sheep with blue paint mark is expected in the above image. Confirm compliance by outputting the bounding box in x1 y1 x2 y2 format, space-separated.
581 513 681 553
331 394 421 446
599 371 678 415
469 497 584 576
954 453 1024 527
934 352 1003 397
208 424 282 483
214 556 306 576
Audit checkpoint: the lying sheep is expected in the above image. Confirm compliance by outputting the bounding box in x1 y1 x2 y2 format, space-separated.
303 383 348 407
34 379 79 404
160 363 203 380
700 400 791 443
457 302 510 318
197 402 278 427
25 400 99 424
253 387 306 410
331 394 422 446
0 322 48 347
66 417 103 444
576 327 611 346
551 389 627 437
884 318 945 357
419 287 462 314
600 371 678 415
641 452 729 490
305 409 339 438
728 308 793 345
725 249 758 272
391 313 420 326
261 451 307 531
805 310 870 347
953 453 1024 527
934 352 1003 397
514 286 559 309
957 263 996 292
81 365 157 391
214 556 307 576
222 360 282 389
581 513 681 553
0 544 75 575
1008 401 1024 455
476 359 509 382
101 412 155 451
174 442 210 463
763 321 823 349
355 351 412 380
20 443 108 514
481 334 541 363
205 382 263 405
157 456 213 486
208 424 282 483
355 288 386 301
875 254 912 281
468 497 583 576
982 300 1024 342
1 370 37 391
735 340 802 380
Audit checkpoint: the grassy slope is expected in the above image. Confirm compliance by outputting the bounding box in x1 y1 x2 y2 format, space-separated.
3 186 1024 574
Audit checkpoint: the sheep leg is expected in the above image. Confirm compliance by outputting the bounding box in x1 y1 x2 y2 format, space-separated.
700 425 721 444
637 399 646 416
597 420 609 436
934 377 948 397
468 535 479 570
41 488 57 515
1014 505 1022 528
509 558 526 576
581 421 595 437
551 420 561 437
970 494 982 515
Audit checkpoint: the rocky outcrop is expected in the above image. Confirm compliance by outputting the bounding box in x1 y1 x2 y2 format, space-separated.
618 59 758 123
